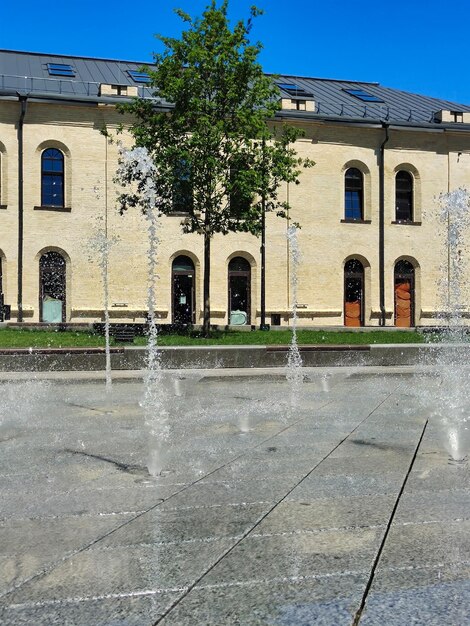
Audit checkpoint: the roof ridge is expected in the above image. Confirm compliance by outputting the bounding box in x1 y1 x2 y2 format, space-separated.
267 73 380 87
0 48 152 66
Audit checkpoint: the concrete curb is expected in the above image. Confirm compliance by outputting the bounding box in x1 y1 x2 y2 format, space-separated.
0 343 467 371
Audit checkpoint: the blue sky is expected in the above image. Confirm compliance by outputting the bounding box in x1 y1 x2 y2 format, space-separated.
2 0 470 105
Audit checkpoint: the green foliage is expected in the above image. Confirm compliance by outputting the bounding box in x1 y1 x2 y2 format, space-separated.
117 0 314 335
118 0 312 234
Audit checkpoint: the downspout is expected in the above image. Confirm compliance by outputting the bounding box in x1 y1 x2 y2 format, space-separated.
17 95 28 323
378 122 389 327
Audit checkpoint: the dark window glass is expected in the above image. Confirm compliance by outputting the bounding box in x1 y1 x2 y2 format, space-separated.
172 255 195 324
276 82 314 97
345 168 363 220
395 171 413 221
228 256 251 325
229 159 252 213
228 257 250 272
172 160 193 213
343 88 384 103
41 149 64 207
172 255 194 272
128 70 150 83
47 63 75 76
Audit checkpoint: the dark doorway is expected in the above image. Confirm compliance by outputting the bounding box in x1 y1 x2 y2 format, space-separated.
394 260 414 327
39 251 66 322
0 256 4 321
228 257 251 325
172 255 195 325
344 259 364 327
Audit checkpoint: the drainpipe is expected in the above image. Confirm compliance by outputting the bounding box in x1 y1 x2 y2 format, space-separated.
260 136 268 330
378 123 389 327
17 95 28 323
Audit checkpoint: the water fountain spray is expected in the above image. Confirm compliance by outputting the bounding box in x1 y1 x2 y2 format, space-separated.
286 225 303 406
86 213 118 392
116 146 169 475
434 188 470 464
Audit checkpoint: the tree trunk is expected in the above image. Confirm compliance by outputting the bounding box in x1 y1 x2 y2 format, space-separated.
203 223 211 337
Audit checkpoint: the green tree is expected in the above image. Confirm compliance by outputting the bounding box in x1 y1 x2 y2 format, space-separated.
118 0 313 336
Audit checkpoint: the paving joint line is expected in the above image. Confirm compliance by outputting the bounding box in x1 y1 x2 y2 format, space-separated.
152 387 400 625
0 395 336 601
351 417 429 626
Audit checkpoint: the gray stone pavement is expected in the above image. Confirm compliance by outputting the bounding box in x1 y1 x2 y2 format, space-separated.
0 367 469 625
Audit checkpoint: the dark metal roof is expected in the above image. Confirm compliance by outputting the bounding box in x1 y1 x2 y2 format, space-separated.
0 49 158 102
2 49 470 128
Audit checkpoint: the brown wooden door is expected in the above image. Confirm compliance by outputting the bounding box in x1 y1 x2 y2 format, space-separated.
395 281 412 327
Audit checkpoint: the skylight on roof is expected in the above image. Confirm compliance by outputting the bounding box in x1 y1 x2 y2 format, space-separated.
343 88 384 103
276 82 313 98
47 63 75 77
128 70 151 84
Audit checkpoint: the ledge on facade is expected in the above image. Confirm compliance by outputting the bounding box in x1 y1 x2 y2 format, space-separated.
391 220 422 226
340 219 372 224
203 310 226 318
71 308 168 319
256 309 342 317
421 309 470 319
34 206 72 212
8 308 34 318
371 310 393 319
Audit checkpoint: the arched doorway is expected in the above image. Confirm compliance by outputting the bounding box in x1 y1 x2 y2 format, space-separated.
394 260 414 327
39 251 66 322
0 255 4 321
228 257 251 325
344 259 364 327
172 255 195 324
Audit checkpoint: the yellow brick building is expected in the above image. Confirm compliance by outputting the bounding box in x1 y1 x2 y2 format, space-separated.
1 50 470 327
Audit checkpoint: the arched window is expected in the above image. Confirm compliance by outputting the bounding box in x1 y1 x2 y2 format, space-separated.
395 171 413 221
41 149 64 207
344 168 363 220
228 257 251 325
39 251 66 322
344 259 364 326
172 255 195 324
394 260 414 327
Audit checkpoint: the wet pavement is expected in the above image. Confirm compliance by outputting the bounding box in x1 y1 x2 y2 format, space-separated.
0 367 469 625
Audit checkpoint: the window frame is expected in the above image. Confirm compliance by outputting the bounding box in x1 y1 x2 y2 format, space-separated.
344 259 365 327
171 160 193 214
344 167 364 221
228 256 251 325
395 170 414 222
41 148 65 208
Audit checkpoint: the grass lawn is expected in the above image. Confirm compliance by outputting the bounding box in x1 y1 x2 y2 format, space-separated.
0 327 429 348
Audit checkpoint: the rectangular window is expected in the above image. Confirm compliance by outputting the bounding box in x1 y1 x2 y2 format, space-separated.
128 70 151 83
345 190 362 220
276 82 313 97
343 88 384 103
47 63 75 77
172 161 193 213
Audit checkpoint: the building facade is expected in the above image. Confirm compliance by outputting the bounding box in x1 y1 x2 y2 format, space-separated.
1 49 470 327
